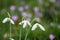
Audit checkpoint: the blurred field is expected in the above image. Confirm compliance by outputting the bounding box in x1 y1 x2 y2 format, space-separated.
0 0 60 40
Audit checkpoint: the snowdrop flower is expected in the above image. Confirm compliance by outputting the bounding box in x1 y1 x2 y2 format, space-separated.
31 23 45 31
9 5 16 11
19 20 31 28
9 38 14 40
49 34 55 40
2 17 15 24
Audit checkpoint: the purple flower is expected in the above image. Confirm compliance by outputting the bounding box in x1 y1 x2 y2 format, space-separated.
18 7 24 12
9 5 16 11
12 15 18 21
21 12 32 18
21 12 27 17
56 0 60 2
33 6 39 12
49 34 55 40
24 5 29 10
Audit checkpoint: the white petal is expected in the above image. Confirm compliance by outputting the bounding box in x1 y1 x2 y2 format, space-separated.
19 20 31 28
38 24 45 31
2 18 9 23
27 21 31 26
23 23 27 28
19 20 25 25
31 24 37 31
9 18 15 24
10 38 14 40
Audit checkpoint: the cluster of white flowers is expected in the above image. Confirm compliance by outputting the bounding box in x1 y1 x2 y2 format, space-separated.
2 18 45 31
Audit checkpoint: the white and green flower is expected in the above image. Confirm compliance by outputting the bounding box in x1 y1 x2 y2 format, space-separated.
2 17 15 24
31 23 45 31
19 20 31 28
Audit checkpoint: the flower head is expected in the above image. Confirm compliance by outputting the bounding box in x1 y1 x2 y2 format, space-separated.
12 15 18 21
2 17 15 24
9 5 16 11
49 34 55 40
24 5 29 10
33 6 39 12
19 20 31 28
9 38 14 40
21 12 32 18
18 7 24 12
21 12 27 17
31 23 45 31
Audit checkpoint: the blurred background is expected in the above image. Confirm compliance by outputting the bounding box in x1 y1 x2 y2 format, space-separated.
0 0 60 40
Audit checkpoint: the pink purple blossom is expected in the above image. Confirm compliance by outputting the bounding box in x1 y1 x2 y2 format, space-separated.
33 6 39 12
12 15 18 21
24 5 29 10
49 34 55 40
18 7 24 12
9 5 16 11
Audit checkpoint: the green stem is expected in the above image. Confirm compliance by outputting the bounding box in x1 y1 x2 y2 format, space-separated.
24 28 30 40
7 12 12 39
10 22 11 38
19 26 21 40
24 18 36 40
7 12 10 17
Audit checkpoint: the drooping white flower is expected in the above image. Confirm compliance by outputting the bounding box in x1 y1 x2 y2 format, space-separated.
9 38 14 40
2 17 15 24
31 23 45 31
2 17 8 23
19 20 31 28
